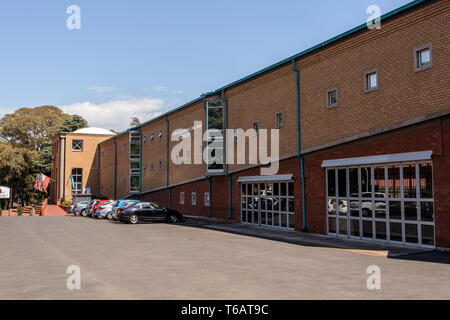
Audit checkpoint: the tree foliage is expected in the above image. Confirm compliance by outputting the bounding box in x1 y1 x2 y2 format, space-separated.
0 106 88 205
58 114 88 133
129 117 140 127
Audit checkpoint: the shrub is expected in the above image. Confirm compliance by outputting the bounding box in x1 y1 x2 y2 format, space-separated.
17 207 24 216
0 209 2 216
61 200 72 206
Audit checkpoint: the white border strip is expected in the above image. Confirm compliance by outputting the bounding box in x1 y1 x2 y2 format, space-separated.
237 174 293 183
321 150 432 168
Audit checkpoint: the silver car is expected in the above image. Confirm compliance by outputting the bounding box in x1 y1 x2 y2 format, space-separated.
73 201 91 216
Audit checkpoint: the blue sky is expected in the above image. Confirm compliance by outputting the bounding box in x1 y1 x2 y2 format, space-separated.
0 0 411 131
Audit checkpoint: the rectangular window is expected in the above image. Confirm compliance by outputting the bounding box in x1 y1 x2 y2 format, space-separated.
72 140 83 151
364 70 378 92
191 192 197 206
158 130 163 138
252 120 259 136
275 112 284 128
206 100 224 173
204 192 210 206
327 88 338 107
71 168 82 195
180 192 185 205
130 175 139 192
414 43 433 72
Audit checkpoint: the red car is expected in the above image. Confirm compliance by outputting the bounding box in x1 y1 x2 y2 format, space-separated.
88 200 113 218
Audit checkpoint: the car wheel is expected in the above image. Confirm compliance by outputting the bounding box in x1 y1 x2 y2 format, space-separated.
80 209 87 217
97 214 103 219
106 212 112 220
168 214 179 223
129 214 139 224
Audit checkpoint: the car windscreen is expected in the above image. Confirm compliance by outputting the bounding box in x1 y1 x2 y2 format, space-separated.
123 202 139 208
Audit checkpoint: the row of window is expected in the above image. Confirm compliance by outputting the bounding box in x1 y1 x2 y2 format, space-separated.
143 130 163 143
250 111 284 136
143 161 163 176
179 192 210 206
326 42 433 108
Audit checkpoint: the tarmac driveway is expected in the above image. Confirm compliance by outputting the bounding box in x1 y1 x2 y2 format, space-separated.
0 216 449 299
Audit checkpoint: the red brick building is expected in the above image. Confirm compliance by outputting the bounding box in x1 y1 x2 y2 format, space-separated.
58 0 449 249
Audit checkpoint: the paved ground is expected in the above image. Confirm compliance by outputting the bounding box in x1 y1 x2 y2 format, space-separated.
0 216 449 299
44 205 67 216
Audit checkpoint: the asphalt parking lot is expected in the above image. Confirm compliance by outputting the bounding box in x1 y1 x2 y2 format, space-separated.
0 216 449 299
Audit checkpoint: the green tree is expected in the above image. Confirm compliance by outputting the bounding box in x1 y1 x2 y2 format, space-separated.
0 105 66 151
0 106 88 205
57 114 88 133
129 117 140 127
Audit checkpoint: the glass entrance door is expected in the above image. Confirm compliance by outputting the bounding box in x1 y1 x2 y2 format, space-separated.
241 181 295 230
326 162 434 247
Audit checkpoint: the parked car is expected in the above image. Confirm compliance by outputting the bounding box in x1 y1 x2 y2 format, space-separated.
117 202 183 224
67 204 75 213
73 201 91 216
96 200 118 219
91 200 114 218
111 200 140 220
86 200 100 217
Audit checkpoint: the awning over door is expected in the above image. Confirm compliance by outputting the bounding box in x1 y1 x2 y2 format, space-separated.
237 174 293 183
321 150 432 168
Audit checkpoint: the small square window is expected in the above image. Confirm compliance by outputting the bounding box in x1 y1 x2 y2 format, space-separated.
158 130 163 138
275 112 284 128
327 88 338 107
418 49 431 67
204 192 210 206
180 192 184 205
364 70 378 92
191 192 197 206
143 135 147 143
252 121 259 136
414 43 433 72
150 133 154 141
72 140 83 151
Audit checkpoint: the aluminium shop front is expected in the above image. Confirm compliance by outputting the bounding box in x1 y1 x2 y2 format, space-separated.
239 175 295 230
322 151 435 248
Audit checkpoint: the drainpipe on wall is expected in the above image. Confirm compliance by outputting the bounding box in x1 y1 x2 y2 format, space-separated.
292 59 307 232
164 115 171 208
59 135 66 202
208 176 212 217
113 137 117 200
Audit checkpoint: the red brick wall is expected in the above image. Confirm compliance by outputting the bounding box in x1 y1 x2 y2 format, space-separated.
303 116 450 248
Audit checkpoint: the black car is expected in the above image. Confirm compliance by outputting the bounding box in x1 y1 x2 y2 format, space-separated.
117 202 183 224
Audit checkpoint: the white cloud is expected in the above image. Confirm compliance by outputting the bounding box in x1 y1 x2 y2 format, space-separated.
60 98 164 131
87 86 117 93
152 85 183 94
